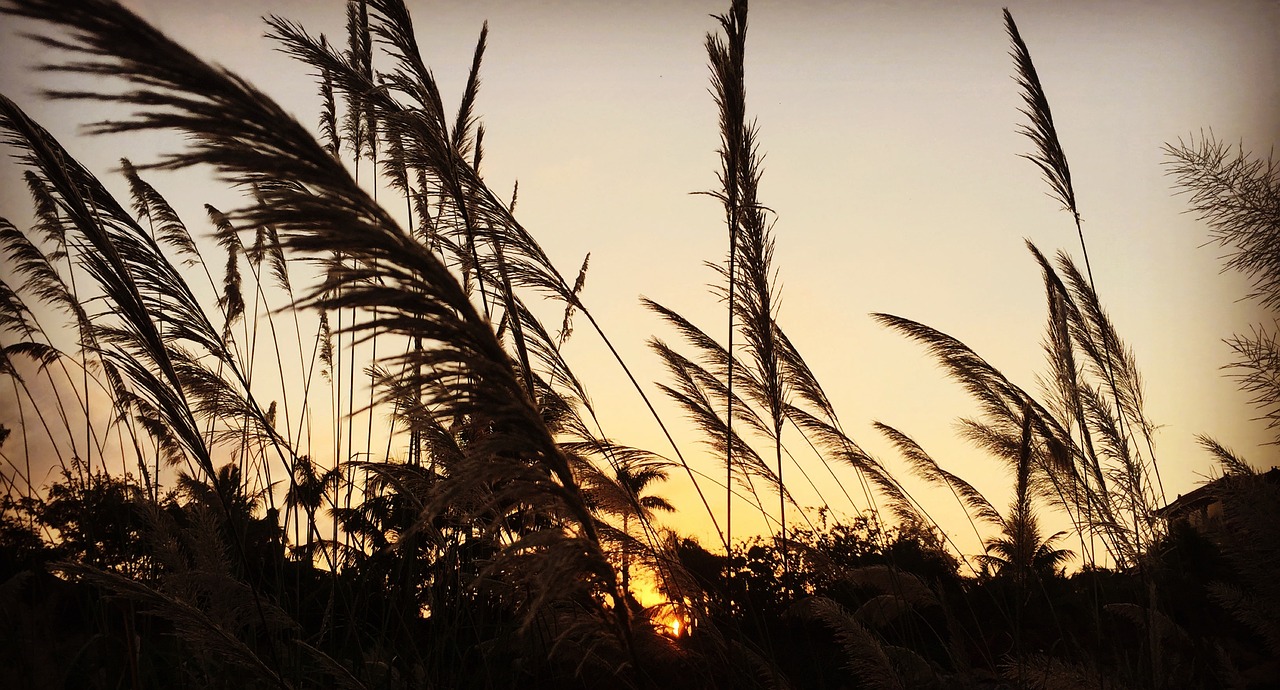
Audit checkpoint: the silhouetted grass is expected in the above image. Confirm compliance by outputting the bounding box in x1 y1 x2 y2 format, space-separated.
0 1 1275 688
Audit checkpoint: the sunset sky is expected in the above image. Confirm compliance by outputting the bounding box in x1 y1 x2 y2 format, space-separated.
1 0 1278 556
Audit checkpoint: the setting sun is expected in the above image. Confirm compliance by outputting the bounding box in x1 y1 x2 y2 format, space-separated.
649 602 691 640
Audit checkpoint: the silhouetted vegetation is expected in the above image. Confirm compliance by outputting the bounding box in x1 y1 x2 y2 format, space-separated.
0 0 1277 688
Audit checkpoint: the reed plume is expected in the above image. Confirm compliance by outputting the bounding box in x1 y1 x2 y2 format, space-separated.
1 0 641 661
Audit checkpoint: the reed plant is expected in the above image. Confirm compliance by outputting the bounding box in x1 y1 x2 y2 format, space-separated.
0 1 1274 688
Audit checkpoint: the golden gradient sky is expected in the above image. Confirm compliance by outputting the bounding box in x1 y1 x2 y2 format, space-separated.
1 0 1278 556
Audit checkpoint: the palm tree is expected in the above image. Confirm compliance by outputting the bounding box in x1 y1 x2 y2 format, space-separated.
977 521 1073 584
574 451 675 604
176 462 266 525
614 461 675 600
978 409 1073 585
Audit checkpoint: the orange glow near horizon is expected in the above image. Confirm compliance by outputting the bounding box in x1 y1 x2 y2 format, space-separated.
649 601 692 640
631 570 668 609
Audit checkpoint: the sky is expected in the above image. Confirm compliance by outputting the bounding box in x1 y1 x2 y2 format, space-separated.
1 0 1278 557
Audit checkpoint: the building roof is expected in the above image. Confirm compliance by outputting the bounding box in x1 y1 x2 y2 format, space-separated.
1154 467 1280 520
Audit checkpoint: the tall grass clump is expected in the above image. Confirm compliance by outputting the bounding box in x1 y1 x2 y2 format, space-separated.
864 9 1183 686
0 0 718 684
0 1 1276 689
